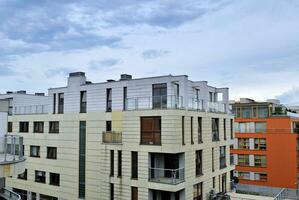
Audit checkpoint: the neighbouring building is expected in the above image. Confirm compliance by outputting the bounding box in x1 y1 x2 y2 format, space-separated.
0 100 26 200
231 98 299 195
1 72 234 200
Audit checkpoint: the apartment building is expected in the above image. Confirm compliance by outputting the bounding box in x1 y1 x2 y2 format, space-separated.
1 72 234 200
231 98 299 194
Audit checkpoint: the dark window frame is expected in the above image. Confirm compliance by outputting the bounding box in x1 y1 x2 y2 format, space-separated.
19 122 29 133
30 145 40 158
106 88 112 112
58 93 64 114
49 173 60 186
140 116 161 145
110 150 114 177
47 147 57 159
49 121 59 133
80 91 87 113
131 151 138 179
7 122 12 132
33 121 44 133
118 150 122 177
198 117 202 143
35 170 46 183
196 150 203 176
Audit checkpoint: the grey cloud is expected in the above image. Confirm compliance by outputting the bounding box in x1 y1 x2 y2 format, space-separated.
277 87 299 105
0 66 16 76
142 49 170 59
89 58 121 70
45 67 70 77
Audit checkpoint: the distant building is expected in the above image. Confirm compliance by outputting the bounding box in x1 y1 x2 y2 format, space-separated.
231 98 299 195
0 72 234 200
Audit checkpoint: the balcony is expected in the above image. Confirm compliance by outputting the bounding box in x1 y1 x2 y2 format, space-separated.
149 167 185 185
0 188 21 200
230 154 235 165
13 105 48 115
208 101 226 113
188 98 204 111
102 131 122 144
126 95 183 110
149 153 185 185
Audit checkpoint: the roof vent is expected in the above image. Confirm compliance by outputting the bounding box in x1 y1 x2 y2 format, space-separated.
6 91 13 94
69 72 85 77
17 90 26 94
120 74 132 81
35 93 45 96
107 79 115 82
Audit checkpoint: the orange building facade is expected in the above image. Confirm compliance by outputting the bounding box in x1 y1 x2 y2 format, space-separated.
231 99 299 190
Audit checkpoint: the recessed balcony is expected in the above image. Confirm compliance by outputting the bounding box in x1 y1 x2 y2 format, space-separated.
149 153 185 185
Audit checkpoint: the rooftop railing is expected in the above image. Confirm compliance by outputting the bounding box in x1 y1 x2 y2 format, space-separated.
188 98 204 111
0 135 24 164
102 131 122 144
208 101 226 113
126 95 183 110
14 105 48 115
149 167 185 185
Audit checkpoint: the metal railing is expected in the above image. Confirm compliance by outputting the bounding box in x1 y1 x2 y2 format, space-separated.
14 105 48 115
0 135 24 163
208 101 226 113
126 95 183 110
274 188 299 200
149 167 185 184
188 98 204 111
102 131 122 143
2 188 21 200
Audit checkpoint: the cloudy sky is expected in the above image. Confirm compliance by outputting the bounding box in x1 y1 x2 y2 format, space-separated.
0 0 299 104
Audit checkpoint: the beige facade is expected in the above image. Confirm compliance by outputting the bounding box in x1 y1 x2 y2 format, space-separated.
2 72 234 200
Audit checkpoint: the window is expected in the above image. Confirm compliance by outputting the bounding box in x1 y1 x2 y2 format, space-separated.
110 150 114 176
140 117 161 145
58 93 64 114
258 106 269 118
106 121 112 132
212 118 219 141
182 116 185 145
106 88 112 112
238 138 250 149
254 138 266 150
223 119 227 140
19 122 29 132
242 106 251 118
255 122 267 133
80 91 87 113
191 117 194 144
219 146 226 169
212 177 215 188
152 83 167 109
53 94 56 114
79 121 86 198
39 194 57 200
123 87 127 110
47 147 57 159
7 122 12 132
235 122 266 133
196 150 203 176
230 119 234 139
209 92 213 102
254 173 267 181
40 194 58 200
49 121 59 133
193 182 203 200
254 155 266 167
35 170 46 183
33 122 44 133
50 173 60 186
131 152 138 179
30 146 40 157
198 117 202 143
118 151 122 177
131 187 138 200
18 169 27 180
238 171 250 180
212 148 214 172
110 183 114 200
238 154 249 166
